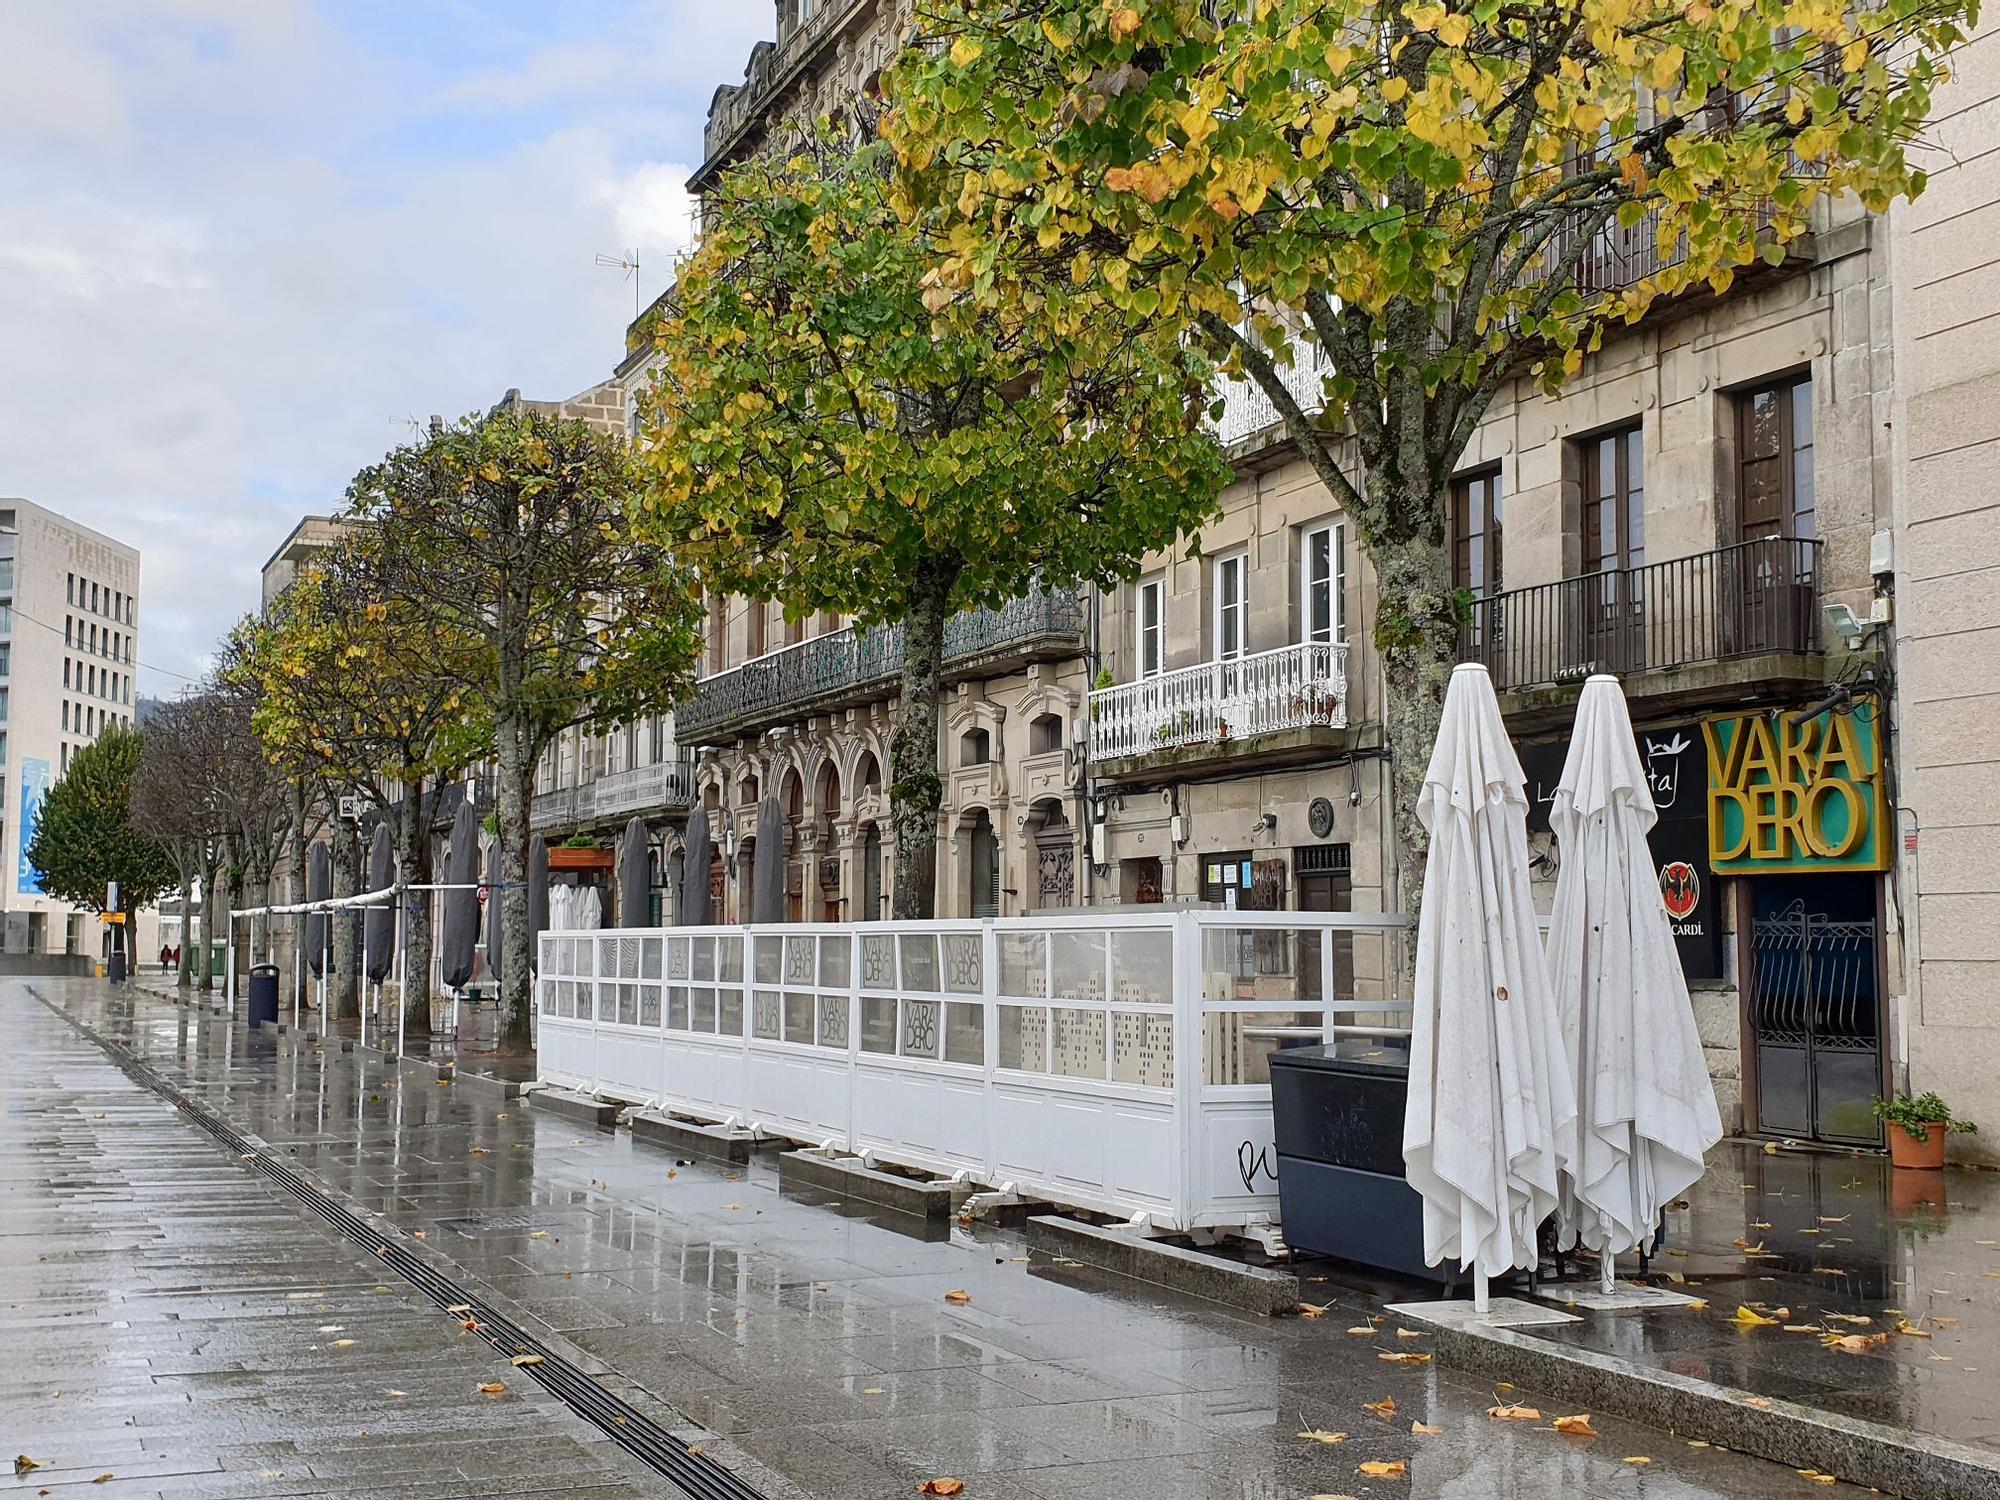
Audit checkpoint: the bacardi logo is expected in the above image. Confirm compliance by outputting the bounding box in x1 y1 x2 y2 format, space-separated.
1660 860 1700 921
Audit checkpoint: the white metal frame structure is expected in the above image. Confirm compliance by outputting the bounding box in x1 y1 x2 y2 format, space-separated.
537 909 1408 1234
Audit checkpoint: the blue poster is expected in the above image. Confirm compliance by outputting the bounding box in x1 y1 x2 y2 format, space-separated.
17 757 49 896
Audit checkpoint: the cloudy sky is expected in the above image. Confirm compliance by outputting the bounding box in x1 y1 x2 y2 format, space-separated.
0 0 771 695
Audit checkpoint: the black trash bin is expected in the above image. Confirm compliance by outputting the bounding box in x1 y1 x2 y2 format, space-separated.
1268 1040 1449 1282
106 950 127 985
247 963 281 1028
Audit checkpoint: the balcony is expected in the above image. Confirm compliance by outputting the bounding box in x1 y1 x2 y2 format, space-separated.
1208 345 1333 451
1088 641 1351 775
1460 537 1826 718
677 585 1088 746
531 757 698 833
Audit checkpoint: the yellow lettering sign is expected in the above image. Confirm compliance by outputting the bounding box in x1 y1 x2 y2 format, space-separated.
1706 707 1888 874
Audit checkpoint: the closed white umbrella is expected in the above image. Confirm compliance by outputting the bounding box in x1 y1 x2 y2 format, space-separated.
1403 663 1576 1309
1548 676 1722 1289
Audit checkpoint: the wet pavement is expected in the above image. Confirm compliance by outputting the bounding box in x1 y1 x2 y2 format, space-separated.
1521 1136 2000 1455
12 978 1884 1499
0 986 662 1498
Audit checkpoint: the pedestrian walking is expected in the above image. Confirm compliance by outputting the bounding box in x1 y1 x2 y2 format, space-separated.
160 943 172 973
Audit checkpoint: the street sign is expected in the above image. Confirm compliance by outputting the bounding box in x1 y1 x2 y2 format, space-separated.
106 880 120 911
339 794 363 820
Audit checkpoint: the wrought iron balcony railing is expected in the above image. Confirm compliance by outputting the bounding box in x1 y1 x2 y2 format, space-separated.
1208 346 1335 449
1460 537 1823 693
677 585 1088 746
1088 641 1350 762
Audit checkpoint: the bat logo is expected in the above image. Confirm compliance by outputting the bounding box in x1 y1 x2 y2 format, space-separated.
1659 861 1700 920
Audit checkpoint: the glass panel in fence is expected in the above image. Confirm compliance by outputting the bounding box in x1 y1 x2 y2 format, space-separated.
640 985 661 1028
1111 929 1172 1004
541 983 557 1016
1112 1013 1174 1087
642 941 662 980
719 988 744 1038
943 1002 983 1065
941 933 982 993
860 995 896 1053
899 935 939 992
754 936 781 985
901 998 940 1058
694 936 718 982
691 987 717 1033
819 934 852 987
785 937 815 986
784 992 815 1044
1200 926 1323 1002
999 931 1047 997
617 938 642 979
1050 1007 1106 1079
998 1004 1048 1071
667 936 690 979
818 995 850 1048
718 935 743 982
1050 930 1106 1001
616 983 638 1026
668 986 689 1029
860 935 896 989
753 990 781 1040
1202 1009 1323 1085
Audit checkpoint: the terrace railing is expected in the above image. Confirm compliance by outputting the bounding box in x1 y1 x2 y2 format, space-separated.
1089 641 1350 762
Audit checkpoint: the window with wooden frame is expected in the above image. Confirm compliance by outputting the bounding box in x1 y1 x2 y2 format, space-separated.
1301 522 1347 644
1451 468 1504 600
1580 425 1646 575
1735 374 1815 543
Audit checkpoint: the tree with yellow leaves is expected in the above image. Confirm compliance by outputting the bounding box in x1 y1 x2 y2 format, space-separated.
888 0 1972 910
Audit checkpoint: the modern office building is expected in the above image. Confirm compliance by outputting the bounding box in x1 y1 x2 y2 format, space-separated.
0 497 144 967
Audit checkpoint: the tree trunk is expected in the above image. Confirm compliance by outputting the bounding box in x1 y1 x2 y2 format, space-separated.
395 783 434 1041
175 873 192 987
330 816 360 1019
1367 522 1462 927
494 708 535 1053
888 554 961 920
197 846 220 992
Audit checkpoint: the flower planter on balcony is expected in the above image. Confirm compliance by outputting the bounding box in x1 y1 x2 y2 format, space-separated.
1090 641 1349 771
547 847 614 873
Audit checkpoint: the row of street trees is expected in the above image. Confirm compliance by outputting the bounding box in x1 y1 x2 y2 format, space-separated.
204 0 1969 1045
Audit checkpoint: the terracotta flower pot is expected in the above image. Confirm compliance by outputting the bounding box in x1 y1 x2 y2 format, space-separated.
1887 1119 1948 1170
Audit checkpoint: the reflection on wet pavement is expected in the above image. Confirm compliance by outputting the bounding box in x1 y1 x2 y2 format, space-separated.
1528 1136 2000 1454
26 979 1868 1499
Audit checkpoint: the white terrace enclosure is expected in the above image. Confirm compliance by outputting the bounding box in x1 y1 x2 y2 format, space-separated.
538 911 1407 1236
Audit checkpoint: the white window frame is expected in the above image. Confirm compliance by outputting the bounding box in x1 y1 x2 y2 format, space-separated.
1302 522 1347 645
1212 550 1249 663
1137 577 1165 679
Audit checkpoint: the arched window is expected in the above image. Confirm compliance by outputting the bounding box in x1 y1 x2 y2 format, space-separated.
959 728 991 767
856 751 882 797
1029 713 1065 755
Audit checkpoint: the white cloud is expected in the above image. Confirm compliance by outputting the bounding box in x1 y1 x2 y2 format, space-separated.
0 1 771 694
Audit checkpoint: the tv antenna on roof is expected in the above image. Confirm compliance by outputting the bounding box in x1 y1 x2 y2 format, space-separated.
596 248 643 318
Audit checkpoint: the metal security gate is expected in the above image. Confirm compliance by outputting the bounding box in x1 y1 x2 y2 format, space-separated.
1748 887 1883 1146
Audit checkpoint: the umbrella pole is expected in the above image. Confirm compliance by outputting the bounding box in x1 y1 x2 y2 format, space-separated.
1601 1251 1617 1295
1473 1270 1490 1316
292 912 302 1029
395 892 407 1060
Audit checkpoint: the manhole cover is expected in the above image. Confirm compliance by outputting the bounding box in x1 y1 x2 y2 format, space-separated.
434 1213 563 1237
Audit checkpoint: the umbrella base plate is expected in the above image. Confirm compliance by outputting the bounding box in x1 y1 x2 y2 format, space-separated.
1386 1296 1581 1330
1550 1281 1705 1313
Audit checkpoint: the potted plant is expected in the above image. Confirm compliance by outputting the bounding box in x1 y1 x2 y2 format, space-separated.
1873 1092 1976 1169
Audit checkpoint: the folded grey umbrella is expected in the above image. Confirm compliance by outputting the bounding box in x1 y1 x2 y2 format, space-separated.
440 799 480 990
528 835 550 964
363 821 394 985
750 797 786 924
678 807 712 926
305 842 331 978
619 816 651 928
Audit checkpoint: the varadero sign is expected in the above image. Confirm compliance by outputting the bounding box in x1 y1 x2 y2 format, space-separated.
1704 707 1889 874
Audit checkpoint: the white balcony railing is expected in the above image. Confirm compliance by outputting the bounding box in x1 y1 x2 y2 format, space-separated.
593 759 697 818
1088 641 1349 761
1208 344 1333 447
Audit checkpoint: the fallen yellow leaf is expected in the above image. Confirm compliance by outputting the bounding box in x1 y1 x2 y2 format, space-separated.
1357 1460 1408 1477
1396 1328 1425 1340
1825 1314 1873 1326
1364 1397 1397 1418
1551 1414 1596 1435
476 1381 506 1395
1297 1303 1327 1319
1894 1318 1934 1339
1488 1404 1541 1420
916 1481 965 1497
1732 1305 1780 1329
1297 1429 1348 1445
1379 1351 1431 1364
944 1290 972 1305
1624 1456 1651 1465
1823 1332 1889 1354
1412 1421 1442 1435
92 1476 113 1485
330 1339 356 1349
512 1354 544 1367
1345 1326 1376 1336
13 1457 43 1477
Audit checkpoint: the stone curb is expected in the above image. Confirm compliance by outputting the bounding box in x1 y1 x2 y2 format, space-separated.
530 1086 622 1130
1024 1216 1301 1315
777 1149 958 1219
1409 1315 2000 1500
630 1110 758 1166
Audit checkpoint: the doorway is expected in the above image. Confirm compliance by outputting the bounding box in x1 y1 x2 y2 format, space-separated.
1297 844 1354 1005
1745 875 1884 1146
967 811 1000 918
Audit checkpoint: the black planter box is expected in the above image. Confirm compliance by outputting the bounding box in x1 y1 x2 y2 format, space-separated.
1268 1041 1448 1283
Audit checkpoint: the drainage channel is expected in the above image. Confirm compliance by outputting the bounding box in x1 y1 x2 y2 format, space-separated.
37 991 768 1500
